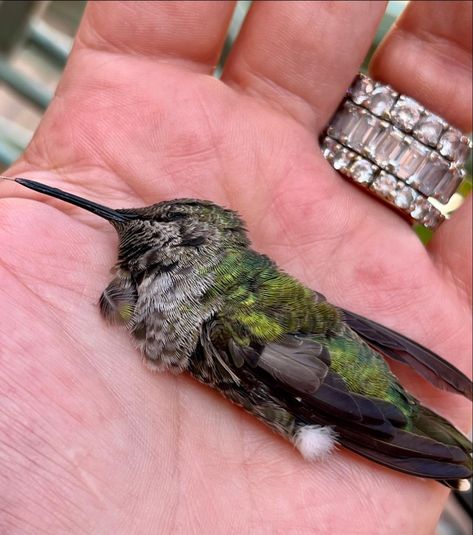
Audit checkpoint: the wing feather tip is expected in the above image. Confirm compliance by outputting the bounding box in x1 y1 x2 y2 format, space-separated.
342 309 473 401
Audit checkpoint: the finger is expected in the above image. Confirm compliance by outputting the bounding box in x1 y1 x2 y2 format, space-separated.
222 1 386 129
370 1 472 131
370 1 472 294
429 195 472 301
77 0 236 73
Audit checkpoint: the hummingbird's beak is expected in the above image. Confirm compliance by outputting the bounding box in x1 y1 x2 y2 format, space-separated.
1 176 136 223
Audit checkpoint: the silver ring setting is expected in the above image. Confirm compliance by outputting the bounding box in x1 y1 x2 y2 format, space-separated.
322 74 472 230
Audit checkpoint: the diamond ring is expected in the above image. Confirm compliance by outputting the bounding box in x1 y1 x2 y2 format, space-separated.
321 73 472 230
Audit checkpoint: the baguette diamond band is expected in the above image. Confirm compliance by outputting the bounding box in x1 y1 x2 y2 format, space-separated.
322 74 472 230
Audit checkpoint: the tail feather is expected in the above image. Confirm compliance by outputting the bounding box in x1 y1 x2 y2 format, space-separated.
288 395 472 489
339 405 472 489
412 406 472 460
341 440 472 481
339 426 468 464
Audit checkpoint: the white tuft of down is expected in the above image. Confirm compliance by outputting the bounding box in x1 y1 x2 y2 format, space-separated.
294 425 337 461
458 479 471 492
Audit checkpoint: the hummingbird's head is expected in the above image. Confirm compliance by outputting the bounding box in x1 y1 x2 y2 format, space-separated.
112 199 250 274
3 177 250 277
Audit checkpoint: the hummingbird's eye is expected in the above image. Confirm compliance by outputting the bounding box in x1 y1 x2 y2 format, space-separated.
153 211 187 223
166 212 186 221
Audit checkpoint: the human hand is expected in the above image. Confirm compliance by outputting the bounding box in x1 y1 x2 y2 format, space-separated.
1 2 471 533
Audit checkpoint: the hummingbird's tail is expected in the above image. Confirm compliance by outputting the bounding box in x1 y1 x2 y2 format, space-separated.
334 403 472 491
412 406 472 490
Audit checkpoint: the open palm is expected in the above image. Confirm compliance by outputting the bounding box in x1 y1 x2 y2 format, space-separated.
1 2 471 534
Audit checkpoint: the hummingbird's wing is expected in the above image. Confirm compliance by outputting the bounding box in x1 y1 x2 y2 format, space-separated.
226 332 406 427
214 331 472 486
341 309 473 401
239 336 330 394
99 276 137 326
211 322 404 432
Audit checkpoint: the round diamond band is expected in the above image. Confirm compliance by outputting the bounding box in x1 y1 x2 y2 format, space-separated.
322 74 472 230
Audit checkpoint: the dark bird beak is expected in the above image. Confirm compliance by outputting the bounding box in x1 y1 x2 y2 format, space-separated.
1 176 136 223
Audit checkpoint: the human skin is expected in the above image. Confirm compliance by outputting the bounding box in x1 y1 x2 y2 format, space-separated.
0 2 471 534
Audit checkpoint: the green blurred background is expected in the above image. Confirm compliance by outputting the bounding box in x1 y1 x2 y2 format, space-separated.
0 2 470 533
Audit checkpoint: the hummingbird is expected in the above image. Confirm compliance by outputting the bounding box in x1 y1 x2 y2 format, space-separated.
2 175 472 492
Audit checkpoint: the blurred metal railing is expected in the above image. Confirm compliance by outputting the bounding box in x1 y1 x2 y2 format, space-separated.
0 0 78 167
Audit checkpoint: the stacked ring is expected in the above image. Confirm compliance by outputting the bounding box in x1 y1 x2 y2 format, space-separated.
322 74 472 230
